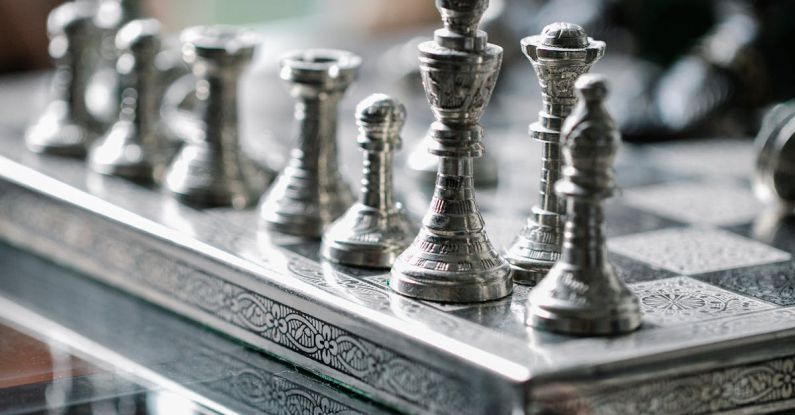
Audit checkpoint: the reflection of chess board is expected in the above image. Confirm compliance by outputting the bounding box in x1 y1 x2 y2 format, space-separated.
2 85 795 414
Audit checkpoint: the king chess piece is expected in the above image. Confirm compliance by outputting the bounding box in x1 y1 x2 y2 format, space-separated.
321 94 416 268
88 19 170 183
389 0 512 303
505 23 605 285
527 75 642 335
164 26 272 208
259 49 361 238
26 2 97 157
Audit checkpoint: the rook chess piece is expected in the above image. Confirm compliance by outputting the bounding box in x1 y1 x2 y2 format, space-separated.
26 2 97 157
505 23 605 285
259 49 361 237
389 0 512 303
88 19 170 183
164 26 271 208
527 74 641 335
321 94 415 268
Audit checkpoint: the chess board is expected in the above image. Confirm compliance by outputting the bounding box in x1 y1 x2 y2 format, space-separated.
2 72 795 415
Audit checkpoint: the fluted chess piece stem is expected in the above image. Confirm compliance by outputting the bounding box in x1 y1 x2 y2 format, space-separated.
321 94 415 268
506 23 605 285
165 26 271 208
389 0 512 303
527 75 641 335
26 2 97 157
259 49 360 238
89 19 169 183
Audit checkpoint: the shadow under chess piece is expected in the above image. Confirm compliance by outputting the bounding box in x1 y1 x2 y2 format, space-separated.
527 74 641 335
164 26 272 208
389 0 512 303
321 94 416 268
26 2 97 157
505 22 604 285
259 49 360 238
88 19 171 183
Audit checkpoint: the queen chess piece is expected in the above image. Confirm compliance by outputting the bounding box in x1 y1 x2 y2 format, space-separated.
321 94 415 268
505 23 605 285
389 0 512 303
259 49 361 238
88 19 170 183
164 26 272 208
527 75 642 335
26 2 97 157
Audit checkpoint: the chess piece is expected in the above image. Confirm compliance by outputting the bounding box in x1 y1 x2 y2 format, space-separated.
88 19 170 183
754 100 795 204
259 49 361 237
26 2 97 157
164 26 271 208
406 131 499 187
527 74 641 335
321 94 415 268
85 0 142 126
505 23 604 285
389 0 512 303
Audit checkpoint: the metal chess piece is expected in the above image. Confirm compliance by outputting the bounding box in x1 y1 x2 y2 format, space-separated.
26 2 97 157
527 75 641 335
406 131 499 188
259 49 361 237
321 94 416 268
85 0 142 126
505 23 605 285
389 0 512 303
754 100 795 205
164 26 271 208
88 19 170 183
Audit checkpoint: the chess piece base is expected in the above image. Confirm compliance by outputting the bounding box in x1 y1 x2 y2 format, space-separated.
527 263 642 335
505 218 560 285
88 121 170 183
25 103 93 158
321 204 415 268
390 258 512 303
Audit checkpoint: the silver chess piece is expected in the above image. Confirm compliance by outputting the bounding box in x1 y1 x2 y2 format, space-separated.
389 0 512 303
259 49 361 237
164 26 271 208
85 0 142 126
753 100 795 205
527 75 641 335
88 19 170 183
321 94 416 268
406 131 499 188
26 2 97 157
505 23 605 285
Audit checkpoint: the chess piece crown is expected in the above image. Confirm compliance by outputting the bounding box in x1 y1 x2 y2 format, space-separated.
258 49 361 238
526 74 642 336
389 0 512 303
88 19 171 183
164 26 271 208
321 94 416 268
26 2 97 157
505 22 605 285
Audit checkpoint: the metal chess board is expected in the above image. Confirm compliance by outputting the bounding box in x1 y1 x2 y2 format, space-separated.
2 72 795 414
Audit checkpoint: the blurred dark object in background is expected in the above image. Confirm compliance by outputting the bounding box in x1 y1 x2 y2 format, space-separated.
0 1 65 73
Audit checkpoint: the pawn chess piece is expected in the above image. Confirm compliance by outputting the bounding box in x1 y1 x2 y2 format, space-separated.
505 23 605 285
88 19 170 183
321 94 415 268
26 2 97 157
389 0 512 303
259 49 361 238
164 26 271 208
527 75 641 335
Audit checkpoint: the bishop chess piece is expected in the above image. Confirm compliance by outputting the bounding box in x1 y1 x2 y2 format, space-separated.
505 23 605 285
164 26 271 208
527 75 641 335
259 49 361 238
89 19 170 183
389 0 512 303
26 2 97 157
321 94 415 268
